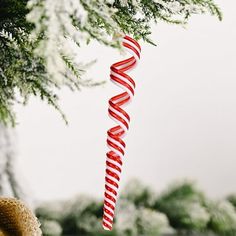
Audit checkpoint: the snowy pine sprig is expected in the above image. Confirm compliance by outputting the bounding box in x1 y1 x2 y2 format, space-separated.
0 0 222 124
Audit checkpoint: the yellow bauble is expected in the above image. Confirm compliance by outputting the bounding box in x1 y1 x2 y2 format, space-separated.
0 198 41 236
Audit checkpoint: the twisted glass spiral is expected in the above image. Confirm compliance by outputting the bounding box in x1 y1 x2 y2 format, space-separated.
102 35 141 231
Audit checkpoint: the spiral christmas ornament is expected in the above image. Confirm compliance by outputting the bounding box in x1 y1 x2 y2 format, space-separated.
102 35 141 231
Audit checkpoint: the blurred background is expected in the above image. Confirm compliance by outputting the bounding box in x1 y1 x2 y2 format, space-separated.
1 0 236 235
15 0 236 201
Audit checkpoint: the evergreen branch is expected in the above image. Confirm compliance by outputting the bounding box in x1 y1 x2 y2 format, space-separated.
0 0 222 125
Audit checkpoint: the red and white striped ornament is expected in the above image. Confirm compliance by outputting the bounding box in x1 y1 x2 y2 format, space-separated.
102 35 141 231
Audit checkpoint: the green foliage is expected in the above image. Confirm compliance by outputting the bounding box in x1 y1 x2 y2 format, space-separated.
36 195 106 236
112 0 222 42
0 27 66 125
0 0 31 30
227 195 236 209
40 220 62 236
61 196 103 235
120 178 155 208
207 200 236 236
154 181 210 231
35 179 236 236
0 0 222 125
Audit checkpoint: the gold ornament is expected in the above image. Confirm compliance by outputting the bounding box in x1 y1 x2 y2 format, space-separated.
0 198 41 236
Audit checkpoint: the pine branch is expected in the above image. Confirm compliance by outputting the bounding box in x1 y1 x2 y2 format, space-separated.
0 0 222 125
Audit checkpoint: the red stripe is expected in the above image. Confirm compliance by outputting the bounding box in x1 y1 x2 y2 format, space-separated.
105 184 118 196
105 177 119 189
107 139 124 155
109 100 130 121
105 192 116 203
106 153 123 166
103 222 112 230
103 214 113 224
108 109 129 130
111 66 135 87
111 57 137 73
104 207 114 218
106 160 122 173
106 169 120 181
110 93 130 107
124 35 141 51
104 200 115 211
107 130 126 147
123 42 140 59
108 126 125 137
110 74 134 95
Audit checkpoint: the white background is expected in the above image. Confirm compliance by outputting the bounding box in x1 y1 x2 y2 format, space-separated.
15 0 236 202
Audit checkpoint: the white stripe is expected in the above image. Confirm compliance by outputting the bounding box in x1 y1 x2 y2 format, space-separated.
106 165 121 178
122 38 141 56
103 218 113 228
103 211 114 222
108 113 128 134
109 105 130 128
105 173 120 185
104 205 115 216
111 79 133 101
104 195 116 207
107 140 125 158
111 77 134 98
105 161 122 177
104 199 116 215
110 126 123 135
107 140 124 157
103 226 110 231
111 93 130 104
115 57 136 71
105 181 119 192
105 191 117 203
105 189 117 201
124 47 139 64
103 225 110 231
107 136 125 152
106 154 123 170
110 70 135 92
